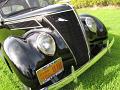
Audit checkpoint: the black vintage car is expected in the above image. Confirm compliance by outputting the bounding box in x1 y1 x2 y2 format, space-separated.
0 0 114 90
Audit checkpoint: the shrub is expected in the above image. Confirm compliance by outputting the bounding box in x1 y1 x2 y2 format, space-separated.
71 0 79 8
70 0 120 8
110 0 120 5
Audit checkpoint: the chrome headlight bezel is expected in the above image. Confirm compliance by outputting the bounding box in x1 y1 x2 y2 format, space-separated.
85 17 97 33
36 32 56 56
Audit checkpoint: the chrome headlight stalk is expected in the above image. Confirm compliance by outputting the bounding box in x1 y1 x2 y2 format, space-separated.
36 32 56 56
85 17 97 33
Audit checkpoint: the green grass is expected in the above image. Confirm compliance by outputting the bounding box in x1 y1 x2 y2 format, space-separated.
0 8 120 90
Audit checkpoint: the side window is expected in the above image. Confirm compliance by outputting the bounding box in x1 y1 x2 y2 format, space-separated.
38 0 49 7
38 0 55 7
1 5 24 15
0 0 28 16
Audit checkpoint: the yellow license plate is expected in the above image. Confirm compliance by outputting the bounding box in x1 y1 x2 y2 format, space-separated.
36 57 64 85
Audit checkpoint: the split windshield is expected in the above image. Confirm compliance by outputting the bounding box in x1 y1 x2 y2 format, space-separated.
0 0 55 16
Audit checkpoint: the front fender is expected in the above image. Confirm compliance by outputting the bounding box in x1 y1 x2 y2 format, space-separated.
3 36 45 87
80 14 108 42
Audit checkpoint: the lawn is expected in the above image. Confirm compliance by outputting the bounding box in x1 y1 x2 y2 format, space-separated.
0 8 120 90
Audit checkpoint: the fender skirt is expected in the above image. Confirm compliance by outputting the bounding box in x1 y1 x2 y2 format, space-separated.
47 37 114 90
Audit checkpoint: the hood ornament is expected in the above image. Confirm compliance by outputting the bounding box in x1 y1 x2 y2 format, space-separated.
58 18 68 22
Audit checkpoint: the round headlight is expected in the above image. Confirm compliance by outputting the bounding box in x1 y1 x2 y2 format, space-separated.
36 32 56 56
85 17 97 33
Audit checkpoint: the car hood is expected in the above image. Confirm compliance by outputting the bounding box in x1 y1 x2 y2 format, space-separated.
5 4 72 21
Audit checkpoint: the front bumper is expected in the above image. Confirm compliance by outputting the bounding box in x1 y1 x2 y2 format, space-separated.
45 37 114 90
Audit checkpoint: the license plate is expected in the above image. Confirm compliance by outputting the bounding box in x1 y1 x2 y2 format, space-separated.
36 57 64 85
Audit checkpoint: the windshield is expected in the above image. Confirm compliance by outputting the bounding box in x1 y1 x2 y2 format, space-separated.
0 0 55 16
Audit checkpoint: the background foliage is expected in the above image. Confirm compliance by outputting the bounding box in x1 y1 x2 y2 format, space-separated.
70 0 120 8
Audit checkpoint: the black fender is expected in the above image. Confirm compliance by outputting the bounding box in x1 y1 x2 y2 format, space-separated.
79 14 108 43
2 29 75 89
3 36 46 88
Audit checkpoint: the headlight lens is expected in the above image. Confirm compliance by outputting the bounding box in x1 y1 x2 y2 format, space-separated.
85 17 97 33
36 32 56 56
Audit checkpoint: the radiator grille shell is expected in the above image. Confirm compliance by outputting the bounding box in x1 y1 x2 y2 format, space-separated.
46 10 89 67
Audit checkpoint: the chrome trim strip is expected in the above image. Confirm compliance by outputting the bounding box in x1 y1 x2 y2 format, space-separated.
6 19 43 29
25 0 31 8
11 26 42 30
6 17 42 24
43 17 78 65
67 4 90 60
35 19 43 26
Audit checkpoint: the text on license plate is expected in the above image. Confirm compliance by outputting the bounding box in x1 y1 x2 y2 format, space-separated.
36 57 64 85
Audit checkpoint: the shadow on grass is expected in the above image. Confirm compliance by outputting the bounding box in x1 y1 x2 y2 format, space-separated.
62 33 120 90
